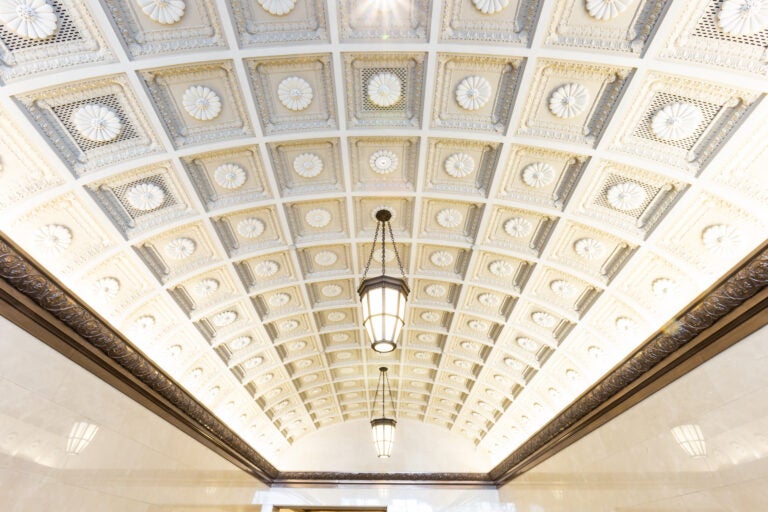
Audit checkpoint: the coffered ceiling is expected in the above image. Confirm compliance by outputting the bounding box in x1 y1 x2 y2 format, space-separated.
0 0 766 474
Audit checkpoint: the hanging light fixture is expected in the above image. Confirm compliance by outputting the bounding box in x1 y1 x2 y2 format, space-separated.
358 209 409 353
371 366 397 458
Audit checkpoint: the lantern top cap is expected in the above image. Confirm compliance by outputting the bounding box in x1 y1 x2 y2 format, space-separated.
379 366 388 373
375 209 392 222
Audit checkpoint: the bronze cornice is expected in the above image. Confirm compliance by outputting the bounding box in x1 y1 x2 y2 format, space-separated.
490 242 768 485
1 232 766 486
0 236 279 484
275 472 492 486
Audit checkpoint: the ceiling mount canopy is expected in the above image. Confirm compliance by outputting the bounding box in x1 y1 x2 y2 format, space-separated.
371 366 397 458
358 209 409 354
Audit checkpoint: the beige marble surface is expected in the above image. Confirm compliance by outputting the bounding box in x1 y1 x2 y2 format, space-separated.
499 324 768 511
2 307 767 511
0 315 268 512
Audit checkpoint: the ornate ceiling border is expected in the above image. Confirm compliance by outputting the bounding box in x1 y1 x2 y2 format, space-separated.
490 240 768 485
0 233 766 486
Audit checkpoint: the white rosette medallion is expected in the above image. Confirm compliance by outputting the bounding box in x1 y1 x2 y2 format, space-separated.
718 0 768 35
701 224 741 256
34 224 72 255
430 250 453 267
72 104 122 142
237 218 265 239
293 153 323 178
214 164 246 189
126 182 165 211
606 182 646 210
278 76 313 111
436 208 463 228
305 208 331 228
574 237 605 260
489 260 513 276
521 162 554 188
651 102 702 141
166 237 195 260
369 150 398 174
136 0 186 24
0 0 57 39
444 153 475 178
585 0 634 21
455 76 492 111
253 260 279 277
549 83 590 119
182 86 222 121
367 72 402 107
504 217 532 238
471 0 509 14
258 0 296 16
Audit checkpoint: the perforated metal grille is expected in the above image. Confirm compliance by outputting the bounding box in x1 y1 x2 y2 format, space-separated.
112 175 177 219
0 0 82 52
361 67 408 112
633 93 721 150
594 173 659 219
52 94 139 152
693 0 768 48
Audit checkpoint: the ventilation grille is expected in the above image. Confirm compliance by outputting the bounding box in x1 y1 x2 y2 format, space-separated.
52 94 139 152
0 0 82 52
594 173 659 219
112 175 176 219
361 67 408 112
633 92 721 150
693 0 768 48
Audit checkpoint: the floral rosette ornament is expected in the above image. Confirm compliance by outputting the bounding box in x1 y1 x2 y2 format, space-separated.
278 76 313 111
548 83 590 118
136 0 186 25
367 72 402 107
455 76 492 111
585 0 634 21
718 0 768 35
182 86 222 121
0 0 57 39
72 104 122 142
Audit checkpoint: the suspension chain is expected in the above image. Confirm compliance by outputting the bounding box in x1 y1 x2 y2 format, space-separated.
361 220 381 282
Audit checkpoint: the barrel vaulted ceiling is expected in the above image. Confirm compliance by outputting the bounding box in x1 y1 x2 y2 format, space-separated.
0 0 766 472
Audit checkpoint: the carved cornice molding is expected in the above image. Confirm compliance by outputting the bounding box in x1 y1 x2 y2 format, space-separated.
275 471 491 485
490 242 768 484
0 232 766 486
0 235 279 484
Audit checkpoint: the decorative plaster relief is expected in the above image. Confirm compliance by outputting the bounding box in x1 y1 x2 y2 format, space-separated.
585 0 635 21
367 72 402 107
718 0 768 35
182 85 222 121
0 0 57 39
213 163 246 189
548 83 590 118
258 0 296 16
472 0 510 15
455 76 492 111
277 76 313 111
72 104 122 142
136 0 186 24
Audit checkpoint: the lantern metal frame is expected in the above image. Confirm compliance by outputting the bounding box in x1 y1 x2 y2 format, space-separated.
370 366 397 458
358 209 409 353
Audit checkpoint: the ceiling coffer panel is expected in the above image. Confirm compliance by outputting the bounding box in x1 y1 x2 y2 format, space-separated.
0 0 765 473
